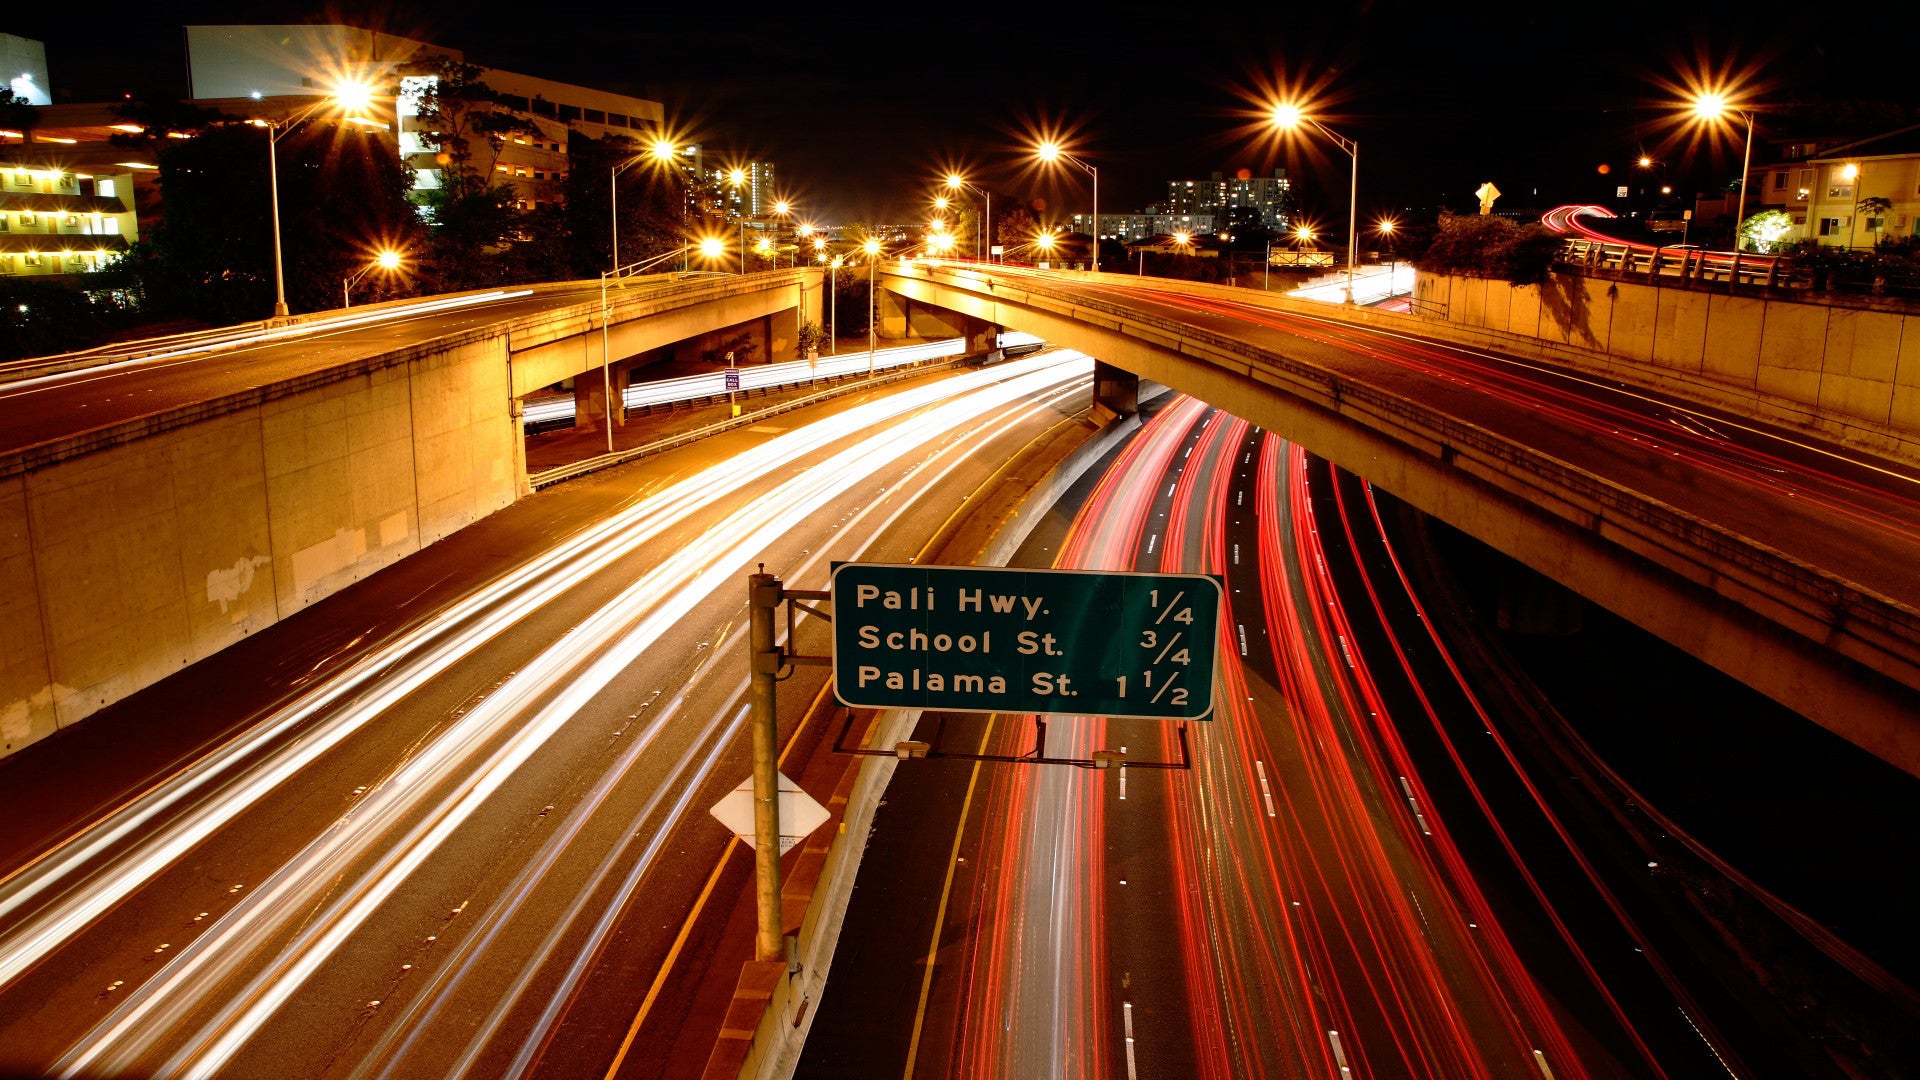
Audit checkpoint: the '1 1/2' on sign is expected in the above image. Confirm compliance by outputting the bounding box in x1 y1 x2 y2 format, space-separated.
829 563 1221 720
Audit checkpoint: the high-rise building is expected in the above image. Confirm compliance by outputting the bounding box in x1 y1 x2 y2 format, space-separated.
1162 170 1291 227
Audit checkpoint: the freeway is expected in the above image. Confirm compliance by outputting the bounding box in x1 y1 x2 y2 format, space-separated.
0 272 770 462
0 349 1094 1077
803 395 1876 1079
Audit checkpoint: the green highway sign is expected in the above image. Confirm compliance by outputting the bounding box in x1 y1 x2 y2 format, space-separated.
830 563 1221 720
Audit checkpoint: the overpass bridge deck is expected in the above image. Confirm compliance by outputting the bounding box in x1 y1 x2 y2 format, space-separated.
0 270 812 477
884 264 1920 772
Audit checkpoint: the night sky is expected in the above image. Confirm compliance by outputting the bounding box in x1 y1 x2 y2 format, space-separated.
16 1 1919 227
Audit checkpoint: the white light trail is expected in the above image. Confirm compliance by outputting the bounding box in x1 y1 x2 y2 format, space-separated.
43 353 1095 1077
0 351 1088 1001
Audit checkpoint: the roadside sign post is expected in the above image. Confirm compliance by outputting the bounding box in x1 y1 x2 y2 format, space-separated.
747 570 782 961
738 562 1217 963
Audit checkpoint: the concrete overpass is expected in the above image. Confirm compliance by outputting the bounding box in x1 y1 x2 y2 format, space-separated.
0 269 820 757
879 262 1920 776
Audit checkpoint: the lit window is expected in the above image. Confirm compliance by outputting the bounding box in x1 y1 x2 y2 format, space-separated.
19 211 34 226
496 164 509 172
23 251 39 266
104 218 119 234
96 178 116 197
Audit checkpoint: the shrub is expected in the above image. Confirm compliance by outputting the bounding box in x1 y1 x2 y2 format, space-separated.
1413 213 1561 286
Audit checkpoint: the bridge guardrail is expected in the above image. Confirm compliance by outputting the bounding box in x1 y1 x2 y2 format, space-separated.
1556 237 1782 289
526 346 1028 488
902 264 1920 668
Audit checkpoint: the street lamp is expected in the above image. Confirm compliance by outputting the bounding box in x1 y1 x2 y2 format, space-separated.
1035 141 1098 273
1686 90 1756 279
611 138 687 272
945 173 992 263
1270 101 1359 303
250 80 386 318
1034 229 1057 264
863 237 882 376
1841 162 1863 250
343 249 402 308
1377 219 1399 297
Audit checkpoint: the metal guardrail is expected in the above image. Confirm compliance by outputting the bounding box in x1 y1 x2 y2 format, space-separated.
1557 237 1782 289
526 347 1024 488
522 333 1045 428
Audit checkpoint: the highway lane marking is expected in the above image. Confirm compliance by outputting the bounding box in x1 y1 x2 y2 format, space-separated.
902 716 997 1080
1397 776 1432 836
600 681 839 1080
1534 1049 1558 1079
1327 1029 1354 1077
1254 761 1277 818
1122 1000 1139 1080
604 834 739 1076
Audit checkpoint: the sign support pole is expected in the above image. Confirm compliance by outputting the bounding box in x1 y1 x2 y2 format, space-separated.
748 570 784 962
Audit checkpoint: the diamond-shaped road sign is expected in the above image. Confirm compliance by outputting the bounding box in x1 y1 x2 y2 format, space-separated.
710 772 830 855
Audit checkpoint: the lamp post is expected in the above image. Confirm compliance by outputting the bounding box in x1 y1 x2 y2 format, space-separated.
944 174 992 263
250 80 385 318
1270 103 1358 303
1377 219 1398 298
771 200 792 267
863 238 881 376
1036 142 1098 273
1841 162 1862 250
1686 92 1756 284
343 249 402 309
612 139 685 271
828 252 842 355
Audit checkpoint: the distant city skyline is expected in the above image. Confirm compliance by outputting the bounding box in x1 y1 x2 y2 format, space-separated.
9 1 1917 226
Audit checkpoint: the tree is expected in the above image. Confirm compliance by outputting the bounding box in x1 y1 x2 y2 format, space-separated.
1858 196 1895 241
996 207 1042 259
133 120 422 320
0 88 37 140
1414 213 1562 285
1738 210 1797 255
109 93 234 150
564 130 684 274
406 57 541 200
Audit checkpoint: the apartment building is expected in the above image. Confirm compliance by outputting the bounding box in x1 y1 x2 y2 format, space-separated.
0 157 138 278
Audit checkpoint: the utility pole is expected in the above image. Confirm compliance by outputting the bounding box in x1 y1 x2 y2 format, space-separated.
747 570 784 962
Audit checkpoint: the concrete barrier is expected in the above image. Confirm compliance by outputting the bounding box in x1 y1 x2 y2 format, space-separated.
1410 270 1920 467
0 335 520 756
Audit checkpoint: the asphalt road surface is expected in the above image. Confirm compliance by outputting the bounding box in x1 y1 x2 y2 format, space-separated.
0 349 1093 1078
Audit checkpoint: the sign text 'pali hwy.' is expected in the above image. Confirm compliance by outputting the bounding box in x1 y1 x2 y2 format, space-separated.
830 564 1221 720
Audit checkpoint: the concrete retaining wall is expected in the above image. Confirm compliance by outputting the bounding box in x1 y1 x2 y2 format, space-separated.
0 337 519 758
1415 271 1920 464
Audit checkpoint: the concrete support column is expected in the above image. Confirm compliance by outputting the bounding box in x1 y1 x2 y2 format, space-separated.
877 287 910 340
968 319 999 356
767 307 799 362
572 373 620 432
1092 359 1139 424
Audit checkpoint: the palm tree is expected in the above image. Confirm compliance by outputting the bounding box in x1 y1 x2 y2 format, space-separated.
1857 196 1895 247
